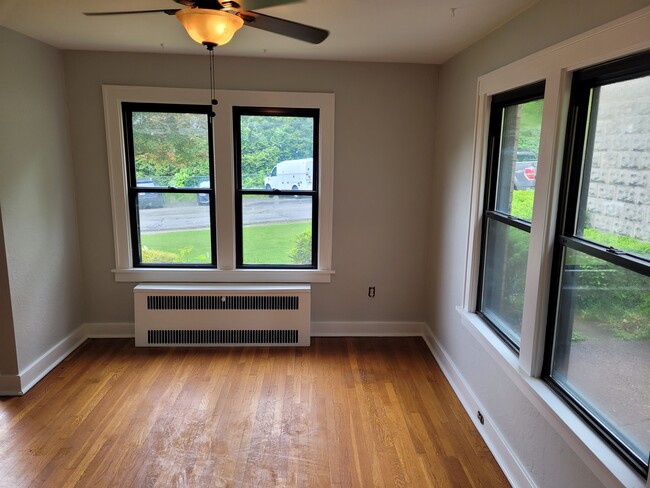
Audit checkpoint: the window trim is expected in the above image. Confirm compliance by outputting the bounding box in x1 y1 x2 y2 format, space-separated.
462 7 650 487
102 85 335 283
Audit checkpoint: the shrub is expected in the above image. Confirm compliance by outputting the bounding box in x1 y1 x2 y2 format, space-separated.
141 248 179 263
289 229 312 264
568 252 650 340
511 190 535 221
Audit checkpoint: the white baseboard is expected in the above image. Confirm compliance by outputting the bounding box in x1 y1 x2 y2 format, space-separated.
312 321 426 336
1 323 134 397
18 324 87 395
421 325 535 488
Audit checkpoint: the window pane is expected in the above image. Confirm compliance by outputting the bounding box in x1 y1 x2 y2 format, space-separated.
551 247 650 460
576 76 650 260
480 219 530 344
241 195 313 265
495 99 543 221
239 115 314 191
132 111 210 189
137 192 212 264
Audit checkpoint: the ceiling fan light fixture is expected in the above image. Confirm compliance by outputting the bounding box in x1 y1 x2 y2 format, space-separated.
175 8 244 46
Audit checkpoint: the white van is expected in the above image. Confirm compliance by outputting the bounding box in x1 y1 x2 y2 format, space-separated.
264 158 313 191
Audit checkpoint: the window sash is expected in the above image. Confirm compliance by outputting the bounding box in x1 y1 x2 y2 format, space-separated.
545 243 650 473
122 103 217 268
233 107 320 269
477 216 531 349
485 210 532 233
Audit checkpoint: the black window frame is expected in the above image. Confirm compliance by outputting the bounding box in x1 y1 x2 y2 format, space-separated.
121 102 217 268
543 51 650 478
233 106 319 269
476 81 546 353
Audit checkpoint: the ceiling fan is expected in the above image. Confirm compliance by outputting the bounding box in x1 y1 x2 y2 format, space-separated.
84 0 329 46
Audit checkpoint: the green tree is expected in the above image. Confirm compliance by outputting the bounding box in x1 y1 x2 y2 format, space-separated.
517 99 543 154
132 111 209 187
240 115 314 188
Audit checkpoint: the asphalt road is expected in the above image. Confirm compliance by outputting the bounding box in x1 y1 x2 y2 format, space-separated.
139 196 311 233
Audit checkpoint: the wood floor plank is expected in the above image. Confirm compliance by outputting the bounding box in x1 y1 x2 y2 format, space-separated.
0 337 510 487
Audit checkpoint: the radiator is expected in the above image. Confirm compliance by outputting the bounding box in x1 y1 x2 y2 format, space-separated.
134 284 311 347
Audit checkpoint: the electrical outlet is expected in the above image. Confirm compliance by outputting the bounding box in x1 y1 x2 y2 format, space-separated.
477 411 484 425
368 286 376 298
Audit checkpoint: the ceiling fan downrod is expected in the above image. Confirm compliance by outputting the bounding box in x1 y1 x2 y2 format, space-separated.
204 42 219 115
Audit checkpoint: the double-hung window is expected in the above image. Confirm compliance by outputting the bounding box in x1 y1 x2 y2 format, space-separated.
544 52 650 476
103 86 334 282
477 82 544 350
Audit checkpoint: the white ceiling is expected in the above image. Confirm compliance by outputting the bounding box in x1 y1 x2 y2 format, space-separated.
0 0 539 64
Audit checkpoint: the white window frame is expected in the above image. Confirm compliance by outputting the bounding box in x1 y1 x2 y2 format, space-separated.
102 86 335 283
461 7 650 488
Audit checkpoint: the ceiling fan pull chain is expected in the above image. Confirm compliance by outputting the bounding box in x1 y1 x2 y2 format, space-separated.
205 42 218 117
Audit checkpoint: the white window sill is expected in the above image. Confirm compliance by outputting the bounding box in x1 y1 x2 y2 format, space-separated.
456 307 646 488
113 267 334 284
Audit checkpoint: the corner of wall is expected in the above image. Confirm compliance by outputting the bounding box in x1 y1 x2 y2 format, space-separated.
0 206 19 376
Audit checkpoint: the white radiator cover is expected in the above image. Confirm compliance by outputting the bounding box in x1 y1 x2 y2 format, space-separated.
134 284 311 347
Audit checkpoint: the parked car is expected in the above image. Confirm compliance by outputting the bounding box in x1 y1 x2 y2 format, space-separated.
137 179 165 208
197 177 210 205
514 151 537 190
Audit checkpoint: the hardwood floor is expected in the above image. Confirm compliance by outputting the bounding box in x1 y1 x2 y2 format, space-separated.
0 338 509 487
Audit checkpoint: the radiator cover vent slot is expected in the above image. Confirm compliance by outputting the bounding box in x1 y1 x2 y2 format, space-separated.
147 295 299 311
148 329 299 345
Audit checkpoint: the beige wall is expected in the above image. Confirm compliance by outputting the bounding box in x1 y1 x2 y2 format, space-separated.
0 27 84 372
62 52 437 325
427 0 650 486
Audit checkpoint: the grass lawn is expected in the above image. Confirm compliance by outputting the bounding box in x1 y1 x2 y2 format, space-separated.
141 229 211 263
140 221 310 264
244 221 310 264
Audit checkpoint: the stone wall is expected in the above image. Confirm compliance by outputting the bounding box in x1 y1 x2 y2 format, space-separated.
585 76 650 242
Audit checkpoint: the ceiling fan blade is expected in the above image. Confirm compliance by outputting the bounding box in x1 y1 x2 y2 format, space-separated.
180 0 302 9
240 11 328 44
84 9 180 16
235 0 302 10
